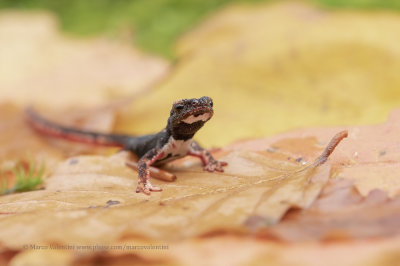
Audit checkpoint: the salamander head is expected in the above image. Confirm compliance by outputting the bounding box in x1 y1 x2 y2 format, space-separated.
167 96 214 140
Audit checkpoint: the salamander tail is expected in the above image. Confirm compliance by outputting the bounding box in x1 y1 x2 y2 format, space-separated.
25 107 130 148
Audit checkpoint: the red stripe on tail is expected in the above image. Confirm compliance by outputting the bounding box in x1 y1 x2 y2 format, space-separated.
25 108 125 148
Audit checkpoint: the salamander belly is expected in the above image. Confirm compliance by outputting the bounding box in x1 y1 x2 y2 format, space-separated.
154 137 192 165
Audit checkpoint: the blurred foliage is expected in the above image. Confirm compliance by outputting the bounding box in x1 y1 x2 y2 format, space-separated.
1 160 44 195
0 0 399 59
0 0 268 58
314 0 400 10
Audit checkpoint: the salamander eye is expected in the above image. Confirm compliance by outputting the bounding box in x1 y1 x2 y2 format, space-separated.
209 100 213 107
175 104 184 111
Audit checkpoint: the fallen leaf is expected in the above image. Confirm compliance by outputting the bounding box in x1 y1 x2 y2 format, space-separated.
257 178 400 241
230 108 400 198
1 112 399 265
7 235 398 266
0 130 343 250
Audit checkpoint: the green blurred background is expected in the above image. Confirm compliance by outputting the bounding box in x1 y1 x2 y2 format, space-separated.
1 0 399 59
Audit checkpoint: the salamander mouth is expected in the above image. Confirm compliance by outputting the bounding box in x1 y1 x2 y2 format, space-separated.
180 107 213 125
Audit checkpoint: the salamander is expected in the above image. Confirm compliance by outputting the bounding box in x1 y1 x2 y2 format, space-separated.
26 96 227 195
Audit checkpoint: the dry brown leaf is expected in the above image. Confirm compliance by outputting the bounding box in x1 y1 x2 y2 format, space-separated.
2 105 400 266
138 236 400 266
0 130 341 252
0 113 399 265
229 108 400 199
257 178 400 242
7 235 400 266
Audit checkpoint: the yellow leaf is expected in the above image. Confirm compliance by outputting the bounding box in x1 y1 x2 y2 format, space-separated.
116 2 400 147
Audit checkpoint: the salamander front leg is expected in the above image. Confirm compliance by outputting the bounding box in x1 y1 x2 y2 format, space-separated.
188 141 228 172
136 149 163 195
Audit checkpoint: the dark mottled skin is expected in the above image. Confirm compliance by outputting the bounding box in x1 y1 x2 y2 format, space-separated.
26 96 227 195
